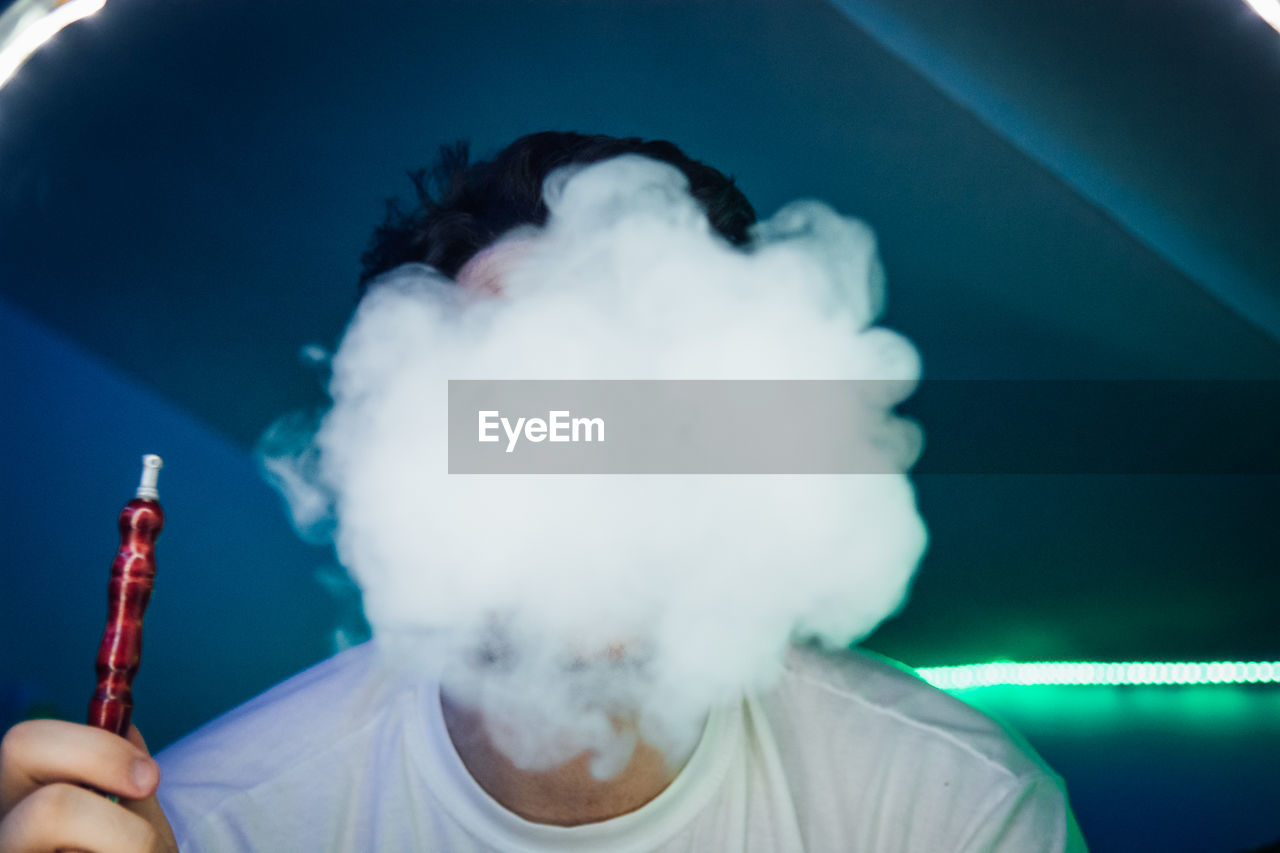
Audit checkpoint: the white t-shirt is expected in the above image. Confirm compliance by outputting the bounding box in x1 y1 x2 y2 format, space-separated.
156 643 1086 852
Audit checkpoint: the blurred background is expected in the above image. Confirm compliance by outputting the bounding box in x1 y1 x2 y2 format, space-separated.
0 1 1276 849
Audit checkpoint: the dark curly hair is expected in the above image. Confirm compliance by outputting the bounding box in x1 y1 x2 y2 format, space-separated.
358 131 756 292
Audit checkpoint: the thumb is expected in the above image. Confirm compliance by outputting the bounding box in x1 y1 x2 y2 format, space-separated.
124 725 151 757
123 725 180 851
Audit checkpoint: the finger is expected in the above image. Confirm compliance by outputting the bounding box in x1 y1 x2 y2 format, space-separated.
0 781 158 853
0 721 158 814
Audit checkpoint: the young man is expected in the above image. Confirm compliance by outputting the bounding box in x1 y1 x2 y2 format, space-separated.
0 132 1086 852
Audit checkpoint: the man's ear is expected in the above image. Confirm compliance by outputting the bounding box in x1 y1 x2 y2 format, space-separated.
456 232 540 296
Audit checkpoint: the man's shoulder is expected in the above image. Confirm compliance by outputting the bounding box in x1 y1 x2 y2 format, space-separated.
155 643 445 847
758 644 1083 850
156 642 399 803
770 642 1052 781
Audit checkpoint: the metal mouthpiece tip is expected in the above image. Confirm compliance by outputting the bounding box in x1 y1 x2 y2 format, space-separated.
137 454 163 500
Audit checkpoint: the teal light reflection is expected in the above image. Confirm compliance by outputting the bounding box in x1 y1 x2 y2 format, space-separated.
916 660 1280 689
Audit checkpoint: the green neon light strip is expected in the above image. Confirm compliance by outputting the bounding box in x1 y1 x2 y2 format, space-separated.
914 661 1280 690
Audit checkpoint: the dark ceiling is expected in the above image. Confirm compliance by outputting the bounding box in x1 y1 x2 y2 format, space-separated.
1 0 1277 674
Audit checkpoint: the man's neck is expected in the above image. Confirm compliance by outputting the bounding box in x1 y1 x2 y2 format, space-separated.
440 690 690 826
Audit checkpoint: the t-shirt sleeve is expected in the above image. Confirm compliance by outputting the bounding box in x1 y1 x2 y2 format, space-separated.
955 772 1089 853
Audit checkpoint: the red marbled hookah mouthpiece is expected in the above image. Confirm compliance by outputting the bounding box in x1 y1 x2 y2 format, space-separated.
88 454 164 736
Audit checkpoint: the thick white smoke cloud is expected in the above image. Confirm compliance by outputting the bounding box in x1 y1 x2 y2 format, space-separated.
262 155 927 778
